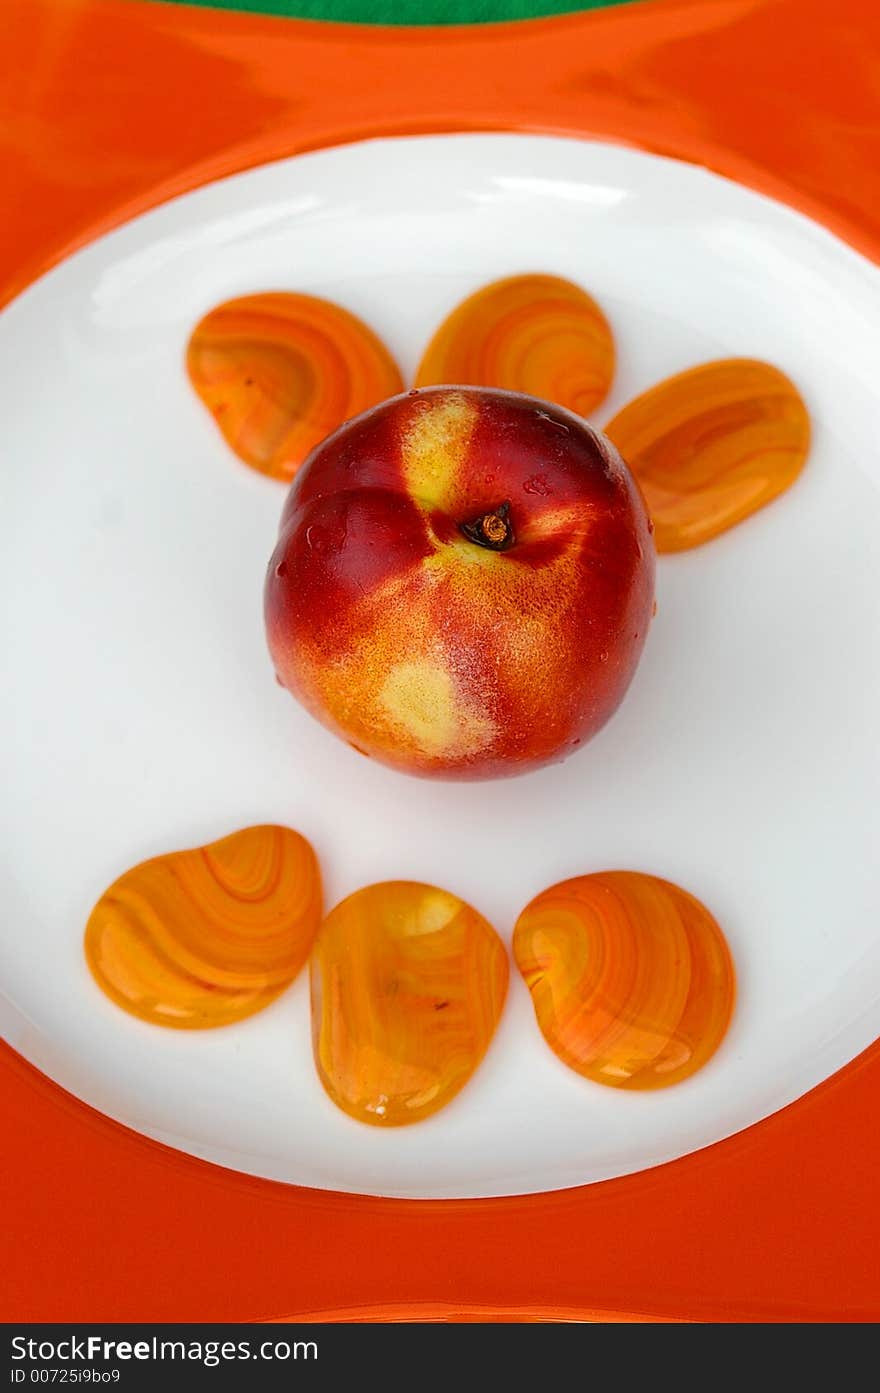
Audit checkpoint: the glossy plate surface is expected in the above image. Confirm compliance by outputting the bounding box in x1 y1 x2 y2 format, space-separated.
2 133 879 1198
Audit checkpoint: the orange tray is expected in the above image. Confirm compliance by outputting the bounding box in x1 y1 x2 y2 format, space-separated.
3 0 879 1323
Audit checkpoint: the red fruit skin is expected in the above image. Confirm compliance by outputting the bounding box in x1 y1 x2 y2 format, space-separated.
265 386 655 780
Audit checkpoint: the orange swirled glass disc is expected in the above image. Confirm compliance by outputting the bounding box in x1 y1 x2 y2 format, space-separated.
186 292 404 482
605 358 810 552
414 274 615 416
85 825 322 1028
311 881 509 1126
514 871 735 1090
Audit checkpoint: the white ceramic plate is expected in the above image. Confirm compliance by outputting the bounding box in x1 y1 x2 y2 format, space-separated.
2 134 880 1199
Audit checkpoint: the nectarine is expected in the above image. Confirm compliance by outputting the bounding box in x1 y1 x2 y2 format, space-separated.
265 387 654 779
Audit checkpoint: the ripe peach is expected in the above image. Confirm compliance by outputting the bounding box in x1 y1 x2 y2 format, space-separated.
265 387 655 779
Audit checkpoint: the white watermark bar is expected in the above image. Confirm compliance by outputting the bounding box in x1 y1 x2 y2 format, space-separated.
5 1328 321 1387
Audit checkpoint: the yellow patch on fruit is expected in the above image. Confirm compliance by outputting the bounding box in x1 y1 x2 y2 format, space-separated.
378 658 496 759
423 527 582 627
402 392 477 510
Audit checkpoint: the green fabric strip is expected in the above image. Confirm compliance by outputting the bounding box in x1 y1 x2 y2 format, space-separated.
151 1 638 26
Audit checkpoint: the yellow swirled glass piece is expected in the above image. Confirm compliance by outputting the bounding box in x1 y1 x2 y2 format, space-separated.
605 358 810 551
514 871 735 1090
311 881 509 1126
85 825 322 1028
187 292 404 482
414 274 615 416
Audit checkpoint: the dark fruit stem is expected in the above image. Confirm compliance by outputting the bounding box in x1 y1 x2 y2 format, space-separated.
460 500 515 552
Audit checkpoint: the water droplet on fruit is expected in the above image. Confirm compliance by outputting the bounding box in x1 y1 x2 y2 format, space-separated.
275 561 287 578
599 650 609 663
523 473 551 496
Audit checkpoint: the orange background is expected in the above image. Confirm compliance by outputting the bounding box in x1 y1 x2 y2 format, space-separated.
2 0 879 1321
